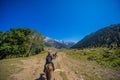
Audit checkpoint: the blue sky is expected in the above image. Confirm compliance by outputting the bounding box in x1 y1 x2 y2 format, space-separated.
0 0 120 42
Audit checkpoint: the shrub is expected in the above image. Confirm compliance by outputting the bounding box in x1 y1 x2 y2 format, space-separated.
87 55 97 61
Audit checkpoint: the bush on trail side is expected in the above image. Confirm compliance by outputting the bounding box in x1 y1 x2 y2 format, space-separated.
0 28 44 59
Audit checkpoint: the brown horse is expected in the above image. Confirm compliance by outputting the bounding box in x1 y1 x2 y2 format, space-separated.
45 63 53 80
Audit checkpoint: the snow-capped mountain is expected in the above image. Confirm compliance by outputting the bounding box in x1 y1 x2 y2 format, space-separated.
44 37 76 48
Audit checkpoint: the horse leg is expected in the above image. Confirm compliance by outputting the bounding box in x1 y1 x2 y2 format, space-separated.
46 69 51 80
46 72 50 80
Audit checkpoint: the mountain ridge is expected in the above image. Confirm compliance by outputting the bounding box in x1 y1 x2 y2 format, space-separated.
44 37 76 48
72 24 120 49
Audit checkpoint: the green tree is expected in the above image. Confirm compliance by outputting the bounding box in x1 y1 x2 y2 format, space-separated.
0 28 44 59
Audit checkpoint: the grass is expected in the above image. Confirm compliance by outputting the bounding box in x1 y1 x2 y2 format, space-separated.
62 48 120 80
0 58 23 80
57 63 68 80
59 71 68 80
0 51 47 80
64 48 120 69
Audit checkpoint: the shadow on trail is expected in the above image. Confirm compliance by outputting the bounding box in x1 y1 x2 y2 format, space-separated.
35 73 45 80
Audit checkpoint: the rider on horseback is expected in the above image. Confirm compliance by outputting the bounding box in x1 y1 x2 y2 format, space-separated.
43 52 55 72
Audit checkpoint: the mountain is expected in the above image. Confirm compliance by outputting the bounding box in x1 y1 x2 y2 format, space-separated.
72 24 120 49
44 37 75 48
63 41 76 48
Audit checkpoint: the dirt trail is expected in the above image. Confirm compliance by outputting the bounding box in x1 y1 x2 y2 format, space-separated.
10 57 45 80
9 51 120 80
9 51 83 80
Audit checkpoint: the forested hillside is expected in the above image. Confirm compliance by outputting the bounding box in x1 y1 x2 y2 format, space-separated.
0 28 44 59
72 24 120 49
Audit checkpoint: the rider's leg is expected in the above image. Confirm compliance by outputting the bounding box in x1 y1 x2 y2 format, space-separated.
43 63 46 72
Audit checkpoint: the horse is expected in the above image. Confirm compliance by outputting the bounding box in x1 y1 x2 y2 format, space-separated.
44 63 53 80
52 52 58 59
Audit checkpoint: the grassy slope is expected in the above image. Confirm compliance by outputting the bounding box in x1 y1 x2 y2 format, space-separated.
63 48 120 80
65 48 120 69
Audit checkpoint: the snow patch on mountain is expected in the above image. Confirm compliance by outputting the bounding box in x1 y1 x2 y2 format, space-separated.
44 37 76 48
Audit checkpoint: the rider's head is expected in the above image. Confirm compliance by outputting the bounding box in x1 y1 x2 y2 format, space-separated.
48 49 52 55
48 52 51 55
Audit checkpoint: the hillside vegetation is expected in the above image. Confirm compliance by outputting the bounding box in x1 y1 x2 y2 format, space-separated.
70 24 120 70
72 24 120 48
0 28 44 59
65 48 120 70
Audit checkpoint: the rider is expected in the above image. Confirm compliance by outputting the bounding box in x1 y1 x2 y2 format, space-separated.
43 52 55 72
